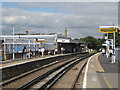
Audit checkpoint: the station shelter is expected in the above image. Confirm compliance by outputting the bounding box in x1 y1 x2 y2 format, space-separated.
0 34 87 60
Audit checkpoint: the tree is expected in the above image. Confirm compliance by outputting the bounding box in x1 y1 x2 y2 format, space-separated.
80 36 102 50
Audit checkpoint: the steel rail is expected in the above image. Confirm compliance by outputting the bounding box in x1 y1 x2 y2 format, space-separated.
17 53 92 90
1 53 88 89
17 58 79 90
1 53 85 87
37 58 81 90
0 58 67 87
70 61 87 90
40 53 95 90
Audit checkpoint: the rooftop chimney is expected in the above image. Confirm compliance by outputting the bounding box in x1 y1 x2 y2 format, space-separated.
25 30 28 35
64 28 67 37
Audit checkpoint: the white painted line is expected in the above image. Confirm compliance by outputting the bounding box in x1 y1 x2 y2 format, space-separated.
83 53 98 89
83 55 93 89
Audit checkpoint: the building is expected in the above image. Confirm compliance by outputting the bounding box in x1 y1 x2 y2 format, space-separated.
0 33 88 60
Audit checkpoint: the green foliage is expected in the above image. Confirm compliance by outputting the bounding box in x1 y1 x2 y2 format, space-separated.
79 29 120 50
80 36 102 50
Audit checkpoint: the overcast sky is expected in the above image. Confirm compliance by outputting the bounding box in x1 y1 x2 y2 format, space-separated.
1 1 118 38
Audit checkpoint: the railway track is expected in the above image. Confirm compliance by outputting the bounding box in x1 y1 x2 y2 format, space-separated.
1 53 94 89
50 56 88 89
70 61 87 90
19 58 80 89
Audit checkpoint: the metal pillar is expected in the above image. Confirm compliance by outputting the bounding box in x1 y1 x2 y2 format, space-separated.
112 32 116 63
106 33 109 58
28 39 30 58
13 27 15 60
2 38 6 60
33 43 36 57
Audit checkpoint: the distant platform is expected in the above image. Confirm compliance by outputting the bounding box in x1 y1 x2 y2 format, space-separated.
0 54 67 69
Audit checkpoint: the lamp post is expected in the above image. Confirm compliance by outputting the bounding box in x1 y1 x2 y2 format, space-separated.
12 26 30 60
13 26 20 60
113 32 116 63
13 27 15 60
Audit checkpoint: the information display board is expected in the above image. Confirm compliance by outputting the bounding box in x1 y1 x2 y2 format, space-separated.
99 26 118 33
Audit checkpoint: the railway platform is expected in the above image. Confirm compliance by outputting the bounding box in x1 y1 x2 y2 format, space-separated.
83 52 119 89
0 55 54 68
1 52 83 83
0 53 73 69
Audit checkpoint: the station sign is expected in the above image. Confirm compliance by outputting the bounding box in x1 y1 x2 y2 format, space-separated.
34 39 46 43
99 26 118 33
57 39 70 43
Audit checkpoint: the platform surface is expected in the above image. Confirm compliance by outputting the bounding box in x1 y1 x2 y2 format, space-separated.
83 52 119 89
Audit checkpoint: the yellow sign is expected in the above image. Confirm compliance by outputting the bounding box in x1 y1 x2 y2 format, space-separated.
34 38 46 43
35 41 46 43
99 26 118 33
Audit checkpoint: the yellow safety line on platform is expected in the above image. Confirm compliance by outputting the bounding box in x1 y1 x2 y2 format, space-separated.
96 54 104 72
96 53 112 89
103 75 112 89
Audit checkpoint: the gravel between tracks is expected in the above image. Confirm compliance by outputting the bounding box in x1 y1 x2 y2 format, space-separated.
50 58 88 89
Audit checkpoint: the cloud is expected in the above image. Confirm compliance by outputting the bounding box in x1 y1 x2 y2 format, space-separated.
118 1 120 28
3 16 27 25
2 0 119 2
1 2 118 38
